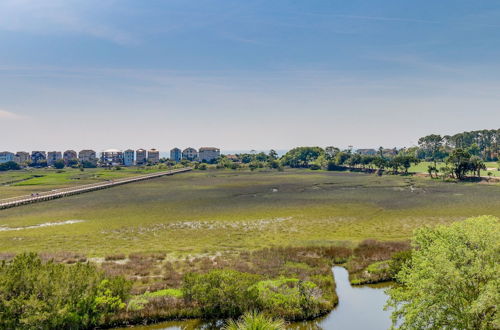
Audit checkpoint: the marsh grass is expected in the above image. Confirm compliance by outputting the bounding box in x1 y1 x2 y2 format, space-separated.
0 169 499 256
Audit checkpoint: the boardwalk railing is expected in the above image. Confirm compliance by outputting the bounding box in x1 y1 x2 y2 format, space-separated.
0 167 192 210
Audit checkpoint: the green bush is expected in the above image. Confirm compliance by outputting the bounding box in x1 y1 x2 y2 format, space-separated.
0 161 20 171
182 269 330 320
389 250 412 279
309 164 321 170
0 253 130 329
224 311 286 330
252 277 325 320
182 269 261 318
53 159 65 169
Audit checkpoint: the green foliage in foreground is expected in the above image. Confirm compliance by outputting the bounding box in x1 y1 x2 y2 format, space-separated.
183 269 329 320
0 253 130 329
224 311 286 330
387 216 499 329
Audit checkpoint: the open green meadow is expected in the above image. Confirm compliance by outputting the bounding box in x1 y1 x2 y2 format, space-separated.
0 167 169 198
1 169 499 257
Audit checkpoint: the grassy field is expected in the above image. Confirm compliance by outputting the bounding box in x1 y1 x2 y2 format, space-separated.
0 169 499 257
0 166 171 199
409 161 500 176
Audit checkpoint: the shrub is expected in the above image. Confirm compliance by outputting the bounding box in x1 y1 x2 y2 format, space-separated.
252 277 326 320
224 311 286 330
309 164 321 170
182 269 261 318
326 161 347 171
53 159 65 169
0 253 130 329
388 250 412 279
0 161 20 171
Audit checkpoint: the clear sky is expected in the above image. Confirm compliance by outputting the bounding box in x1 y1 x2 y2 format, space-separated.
1 0 500 152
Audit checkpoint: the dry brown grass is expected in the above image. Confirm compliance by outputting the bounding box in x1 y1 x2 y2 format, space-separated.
39 251 87 264
105 254 126 261
346 239 410 283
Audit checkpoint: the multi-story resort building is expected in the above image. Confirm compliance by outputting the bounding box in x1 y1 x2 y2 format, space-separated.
47 151 62 166
147 149 160 164
78 150 97 165
63 150 78 165
14 151 30 164
136 149 147 165
182 147 198 161
0 151 15 163
199 147 220 162
100 149 123 166
123 149 135 166
356 149 377 156
3 146 221 167
170 148 182 162
31 151 47 165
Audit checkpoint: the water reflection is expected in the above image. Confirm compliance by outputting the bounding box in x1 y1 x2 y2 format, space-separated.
290 267 392 330
116 267 392 330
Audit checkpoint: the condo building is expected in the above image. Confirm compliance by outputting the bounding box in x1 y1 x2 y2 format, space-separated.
47 151 62 166
0 151 15 163
78 150 97 165
147 149 160 164
199 147 220 162
136 149 147 165
123 149 135 166
31 151 47 165
14 151 30 164
63 150 78 165
182 147 198 161
170 148 182 162
101 149 123 166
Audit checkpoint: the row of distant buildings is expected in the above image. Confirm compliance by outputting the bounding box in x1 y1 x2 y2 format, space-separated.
0 147 220 167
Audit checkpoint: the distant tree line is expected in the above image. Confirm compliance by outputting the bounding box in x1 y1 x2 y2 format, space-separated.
209 128 499 181
216 147 420 176
417 129 500 162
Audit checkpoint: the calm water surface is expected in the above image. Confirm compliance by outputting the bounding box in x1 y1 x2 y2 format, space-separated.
117 267 392 330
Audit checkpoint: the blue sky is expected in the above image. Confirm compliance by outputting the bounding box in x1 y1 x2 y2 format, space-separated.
1 0 500 152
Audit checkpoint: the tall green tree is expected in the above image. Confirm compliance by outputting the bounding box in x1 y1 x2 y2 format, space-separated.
418 134 444 165
387 216 499 330
446 148 472 180
281 147 325 168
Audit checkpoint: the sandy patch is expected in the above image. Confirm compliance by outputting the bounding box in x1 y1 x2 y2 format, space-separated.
0 220 85 232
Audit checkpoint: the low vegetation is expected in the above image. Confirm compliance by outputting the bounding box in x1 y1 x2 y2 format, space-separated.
224 311 286 330
1 170 499 256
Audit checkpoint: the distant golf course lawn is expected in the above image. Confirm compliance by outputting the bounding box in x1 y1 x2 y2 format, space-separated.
0 167 169 198
1 169 499 257
409 161 500 176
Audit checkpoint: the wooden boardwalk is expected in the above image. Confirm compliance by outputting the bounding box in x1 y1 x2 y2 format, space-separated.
0 167 192 210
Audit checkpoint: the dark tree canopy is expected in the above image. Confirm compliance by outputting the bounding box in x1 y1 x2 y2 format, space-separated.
281 147 325 168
